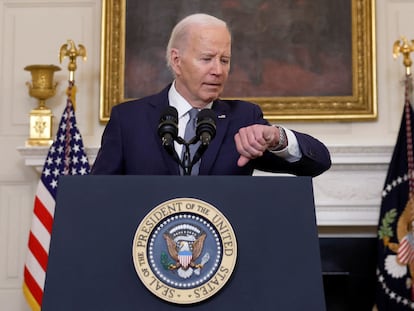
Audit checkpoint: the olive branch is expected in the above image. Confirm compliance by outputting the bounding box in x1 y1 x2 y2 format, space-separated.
161 252 174 270
378 208 397 239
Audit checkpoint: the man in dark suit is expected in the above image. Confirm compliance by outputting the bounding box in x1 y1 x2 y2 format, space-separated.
91 13 331 177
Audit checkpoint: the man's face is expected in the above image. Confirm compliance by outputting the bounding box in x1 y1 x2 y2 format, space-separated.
172 25 231 108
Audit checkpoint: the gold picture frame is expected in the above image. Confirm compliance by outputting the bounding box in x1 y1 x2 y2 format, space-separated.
100 0 376 123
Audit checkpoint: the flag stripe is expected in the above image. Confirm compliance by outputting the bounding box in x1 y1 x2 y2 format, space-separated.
25 249 46 289
36 181 55 216
33 197 53 234
397 238 414 265
24 267 43 306
30 214 51 255
28 232 48 271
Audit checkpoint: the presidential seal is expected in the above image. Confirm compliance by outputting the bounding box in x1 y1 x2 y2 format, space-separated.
132 198 237 304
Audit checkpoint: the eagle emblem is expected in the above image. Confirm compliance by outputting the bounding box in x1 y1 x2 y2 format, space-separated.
163 224 210 279
132 199 237 304
380 197 414 294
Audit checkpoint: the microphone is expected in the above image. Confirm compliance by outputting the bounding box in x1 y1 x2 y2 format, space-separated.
195 109 217 146
191 109 217 167
158 106 178 148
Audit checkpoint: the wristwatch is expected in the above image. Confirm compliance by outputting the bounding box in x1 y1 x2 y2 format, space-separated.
270 126 287 151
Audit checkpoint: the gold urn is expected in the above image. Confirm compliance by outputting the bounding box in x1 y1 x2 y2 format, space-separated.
24 64 61 146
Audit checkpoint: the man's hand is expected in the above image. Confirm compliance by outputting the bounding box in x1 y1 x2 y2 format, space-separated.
234 125 279 167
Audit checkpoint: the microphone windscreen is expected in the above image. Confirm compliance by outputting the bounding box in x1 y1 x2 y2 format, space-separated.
160 106 178 123
197 109 217 124
158 106 178 140
196 109 217 141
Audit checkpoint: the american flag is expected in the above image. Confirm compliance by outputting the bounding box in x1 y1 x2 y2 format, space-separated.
22 81 90 311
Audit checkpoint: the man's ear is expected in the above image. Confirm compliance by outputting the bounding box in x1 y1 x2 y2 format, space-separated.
170 48 181 75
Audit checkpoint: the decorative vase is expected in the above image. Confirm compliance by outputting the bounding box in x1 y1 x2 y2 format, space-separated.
24 64 61 146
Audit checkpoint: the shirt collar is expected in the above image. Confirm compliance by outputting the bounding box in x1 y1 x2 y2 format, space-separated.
168 81 213 118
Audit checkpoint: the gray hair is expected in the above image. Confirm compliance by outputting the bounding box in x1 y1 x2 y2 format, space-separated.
165 13 229 71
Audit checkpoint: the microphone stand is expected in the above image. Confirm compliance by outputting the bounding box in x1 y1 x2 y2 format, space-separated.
165 136 197 175
162 133 210 175
181 142 192 175
179 136 198 175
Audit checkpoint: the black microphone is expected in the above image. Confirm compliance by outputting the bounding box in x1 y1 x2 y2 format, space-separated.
191 109 217 167
195 109 217 146
158 106 178 148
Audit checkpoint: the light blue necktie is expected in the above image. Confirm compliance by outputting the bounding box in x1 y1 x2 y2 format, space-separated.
182 108 200 175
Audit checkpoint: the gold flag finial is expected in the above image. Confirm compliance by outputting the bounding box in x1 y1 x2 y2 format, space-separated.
393 36 414 75
59 39 87 82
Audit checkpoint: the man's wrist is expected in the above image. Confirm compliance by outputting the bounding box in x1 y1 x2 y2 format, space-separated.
269 126 288 151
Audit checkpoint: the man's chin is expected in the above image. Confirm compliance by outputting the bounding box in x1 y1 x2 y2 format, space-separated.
202 95 220 104
201 90 222 102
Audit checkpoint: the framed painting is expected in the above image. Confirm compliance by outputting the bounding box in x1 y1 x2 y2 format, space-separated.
100 0 376 123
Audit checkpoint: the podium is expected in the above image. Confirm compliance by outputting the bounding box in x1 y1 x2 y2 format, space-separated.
42 176 325 310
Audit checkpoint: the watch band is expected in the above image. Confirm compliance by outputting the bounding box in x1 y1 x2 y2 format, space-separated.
270 126 288 151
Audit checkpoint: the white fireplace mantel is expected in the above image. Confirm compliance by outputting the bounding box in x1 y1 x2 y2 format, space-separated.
17 145 392 231
17 146 98 173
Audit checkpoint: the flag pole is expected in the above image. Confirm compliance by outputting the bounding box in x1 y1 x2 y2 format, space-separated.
393 37 414 199
59 39 87 111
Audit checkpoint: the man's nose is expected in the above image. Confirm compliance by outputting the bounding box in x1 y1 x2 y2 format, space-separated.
211 59 224 75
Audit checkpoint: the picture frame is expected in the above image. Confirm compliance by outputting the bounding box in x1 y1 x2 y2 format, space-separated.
100 0 376 123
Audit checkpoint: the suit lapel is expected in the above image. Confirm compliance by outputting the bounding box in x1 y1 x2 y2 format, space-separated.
199 100 230 174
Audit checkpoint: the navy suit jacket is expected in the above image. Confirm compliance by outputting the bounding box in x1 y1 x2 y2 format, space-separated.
91 85 331 177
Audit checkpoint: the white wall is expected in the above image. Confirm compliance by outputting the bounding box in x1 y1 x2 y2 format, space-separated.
0 0 413 309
